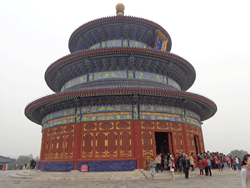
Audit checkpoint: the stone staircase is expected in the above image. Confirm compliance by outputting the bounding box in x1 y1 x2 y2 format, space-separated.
8 168 234 181
138 168 234 180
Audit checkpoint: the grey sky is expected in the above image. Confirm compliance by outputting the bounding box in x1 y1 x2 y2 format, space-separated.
0 0 249 159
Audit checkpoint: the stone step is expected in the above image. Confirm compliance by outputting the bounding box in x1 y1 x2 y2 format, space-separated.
38 172 144 177
9 174 33 179
9 170 146 181
142 169 235 179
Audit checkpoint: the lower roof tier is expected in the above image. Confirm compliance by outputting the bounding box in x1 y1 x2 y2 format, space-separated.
25 88 217 125
45 48 196 92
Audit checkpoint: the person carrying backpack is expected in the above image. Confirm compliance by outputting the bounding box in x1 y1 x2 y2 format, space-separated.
203 157 212 176
155 155 163 173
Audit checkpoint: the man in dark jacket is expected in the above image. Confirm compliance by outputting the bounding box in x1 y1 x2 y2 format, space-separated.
182 155 190 179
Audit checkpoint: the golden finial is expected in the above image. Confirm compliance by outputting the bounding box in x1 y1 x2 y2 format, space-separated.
116 3 125 16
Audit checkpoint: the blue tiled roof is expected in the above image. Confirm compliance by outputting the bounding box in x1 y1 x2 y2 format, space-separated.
0 155 16 164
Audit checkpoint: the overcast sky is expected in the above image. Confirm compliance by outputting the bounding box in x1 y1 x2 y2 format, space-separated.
1 0 250 159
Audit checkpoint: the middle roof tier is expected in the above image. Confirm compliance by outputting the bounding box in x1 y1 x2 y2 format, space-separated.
45 48 196 92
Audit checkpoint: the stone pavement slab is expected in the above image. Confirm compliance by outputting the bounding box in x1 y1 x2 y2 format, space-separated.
0 170 241 188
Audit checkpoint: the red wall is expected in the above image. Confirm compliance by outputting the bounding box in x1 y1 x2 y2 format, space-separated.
40 120 205 170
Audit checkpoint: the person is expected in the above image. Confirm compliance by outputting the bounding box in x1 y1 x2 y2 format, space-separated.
232 156 237 170
222 155 228 170
203 157 212 176
236 156 240 170
174 154 178 172
211 156 216 169
182 155 190 179
198 158 204 175
178 154 183 172
189 153 195 171
19 163 23 170
237 156 242 170
240 154 250 188
163 154 168 170
155 155 163 173
230 155 234 169
207 151 211 159
149 157 156 180
197 154 201 161
216 157 222 171
30 159 36 170
168 157 175 181
160 153 164 170
227 155 231 169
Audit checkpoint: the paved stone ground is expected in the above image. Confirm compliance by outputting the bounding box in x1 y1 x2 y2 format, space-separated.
0 170 241 188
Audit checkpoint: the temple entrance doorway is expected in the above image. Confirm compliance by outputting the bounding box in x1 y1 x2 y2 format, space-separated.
155 132 171 156
194 135 199 155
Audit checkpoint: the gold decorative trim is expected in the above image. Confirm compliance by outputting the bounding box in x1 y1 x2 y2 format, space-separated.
83 123 97 131
156 122 169 129
82 150 93 158
99 122 114 130
82 133 93 147
65 152 73 159
95 150 117 158
120 150 132 157
143 149 153 157
116 121 131 125
116 121 131 130
141 122 154 129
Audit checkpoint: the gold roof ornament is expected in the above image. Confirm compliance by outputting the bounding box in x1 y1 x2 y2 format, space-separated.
155 30 168 51
116 3 125 16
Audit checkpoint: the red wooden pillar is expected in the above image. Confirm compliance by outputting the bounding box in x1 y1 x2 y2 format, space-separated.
73 122 81 170
200 127 205 153
195 136 201 155
40 129 47 161
171 131 177 154
168 132 173 154
181 123 189 156
39 129 47 170
133 120 143 169
152 129 156 157
40 130 44 161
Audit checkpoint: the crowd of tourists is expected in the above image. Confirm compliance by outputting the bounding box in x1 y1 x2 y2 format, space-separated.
13 159 36 170
147 151 249 185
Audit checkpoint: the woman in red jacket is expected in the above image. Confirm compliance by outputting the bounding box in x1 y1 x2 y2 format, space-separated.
203 157 212 176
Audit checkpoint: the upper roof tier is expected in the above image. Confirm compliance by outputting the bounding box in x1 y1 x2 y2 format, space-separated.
68 15 172 53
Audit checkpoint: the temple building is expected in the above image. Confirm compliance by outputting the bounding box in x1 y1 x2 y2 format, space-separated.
25 4 217 172
0 155 15 170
